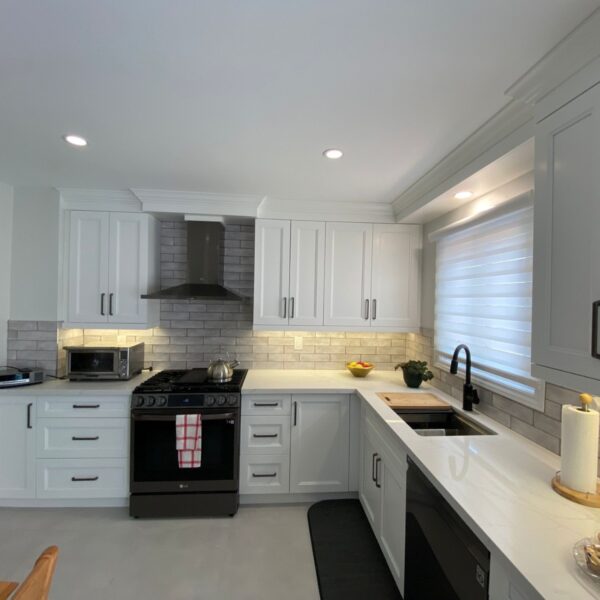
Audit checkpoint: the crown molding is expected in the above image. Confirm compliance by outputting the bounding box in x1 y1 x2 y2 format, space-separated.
392 99 533 222
258 196 396 223
131 189 265 217
59 188 141 212
506 8 600 105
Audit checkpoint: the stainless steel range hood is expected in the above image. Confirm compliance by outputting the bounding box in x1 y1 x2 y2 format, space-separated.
142 221 244 302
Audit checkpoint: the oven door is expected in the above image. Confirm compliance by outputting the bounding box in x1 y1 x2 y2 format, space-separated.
130 408 240 494
68 349 119 379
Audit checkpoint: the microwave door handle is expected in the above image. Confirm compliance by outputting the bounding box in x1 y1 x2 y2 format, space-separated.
133 412 236 422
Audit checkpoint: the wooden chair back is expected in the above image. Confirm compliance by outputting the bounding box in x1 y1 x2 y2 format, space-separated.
11 546 59 600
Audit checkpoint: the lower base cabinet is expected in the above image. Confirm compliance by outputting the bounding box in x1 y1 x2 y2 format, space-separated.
359 407 407 595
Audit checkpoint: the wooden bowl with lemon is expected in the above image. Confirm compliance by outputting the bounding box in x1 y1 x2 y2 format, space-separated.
346 361 374 377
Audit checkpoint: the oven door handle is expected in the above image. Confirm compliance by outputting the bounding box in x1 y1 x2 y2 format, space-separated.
132 412 236 422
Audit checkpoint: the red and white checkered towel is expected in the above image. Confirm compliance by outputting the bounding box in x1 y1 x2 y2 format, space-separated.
175 414 202 469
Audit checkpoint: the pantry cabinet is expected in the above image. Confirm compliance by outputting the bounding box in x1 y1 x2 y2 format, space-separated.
253 219 325 327
0 398 36 498
323 222 421 329
532 81 600 390
67 211 160 328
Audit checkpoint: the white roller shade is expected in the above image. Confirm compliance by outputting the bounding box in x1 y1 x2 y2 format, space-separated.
434 203 542 407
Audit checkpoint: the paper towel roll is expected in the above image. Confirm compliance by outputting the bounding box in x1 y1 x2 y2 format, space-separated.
561 404 599 493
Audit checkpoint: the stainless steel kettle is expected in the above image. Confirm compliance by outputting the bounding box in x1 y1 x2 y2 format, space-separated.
207 354 239 383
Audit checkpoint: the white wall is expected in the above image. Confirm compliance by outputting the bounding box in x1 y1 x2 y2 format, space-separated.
0 182 14 365
10 187 60 321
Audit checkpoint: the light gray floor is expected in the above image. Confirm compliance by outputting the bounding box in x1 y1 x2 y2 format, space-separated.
0 505 320 599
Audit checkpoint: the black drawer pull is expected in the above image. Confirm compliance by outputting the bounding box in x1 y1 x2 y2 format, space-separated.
72 436 100 441
252 472 277 478
72 404 101 409
252 433 278 439
71 476 99 482
253 402 279 407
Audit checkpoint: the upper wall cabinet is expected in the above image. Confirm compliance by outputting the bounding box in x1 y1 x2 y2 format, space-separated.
253 219 421 331
67 211 160 328
324 223 421 330
254 219 325 327
532 81 600 391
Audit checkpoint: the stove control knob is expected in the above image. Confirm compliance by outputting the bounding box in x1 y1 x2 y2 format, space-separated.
217 395 227 406
146 396 156 407
134 395 145 408
156 396 167 407
205 396 215 407
227 395 238 406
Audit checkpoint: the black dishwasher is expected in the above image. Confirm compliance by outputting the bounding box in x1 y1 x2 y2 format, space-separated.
404 457 490 600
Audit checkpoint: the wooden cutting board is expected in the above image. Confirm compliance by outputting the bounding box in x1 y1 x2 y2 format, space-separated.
377 392 451 411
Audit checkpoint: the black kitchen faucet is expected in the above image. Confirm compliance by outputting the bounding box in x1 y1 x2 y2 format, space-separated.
450 344 480 411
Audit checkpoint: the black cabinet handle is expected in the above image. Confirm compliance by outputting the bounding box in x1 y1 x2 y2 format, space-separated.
109 293 114 316
252 433 278 439
253 402 279 407
372 299 377 320
252 472 277 478
364 299 369 320
73 404 101 409
27 403 33 429
100 293 105 316
71 476 99 482
71 436 100 441
372 452 378 482
592 300 600 358
290 297 295 319
293 401 298 426
282 297 287 319
375 457 382 488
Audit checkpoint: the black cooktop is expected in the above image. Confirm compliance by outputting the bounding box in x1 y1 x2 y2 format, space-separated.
133 368 248 394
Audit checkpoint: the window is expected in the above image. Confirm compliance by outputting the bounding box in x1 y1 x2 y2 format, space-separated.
434 199 543 408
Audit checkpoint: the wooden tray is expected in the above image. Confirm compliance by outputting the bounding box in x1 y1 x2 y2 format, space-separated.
551 473 600 508
377 392 451 411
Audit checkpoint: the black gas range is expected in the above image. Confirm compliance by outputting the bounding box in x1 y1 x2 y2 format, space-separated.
129 368 248 518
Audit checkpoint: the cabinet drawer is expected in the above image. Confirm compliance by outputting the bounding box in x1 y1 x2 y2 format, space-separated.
239 454 290 494
38 396 129 418
241 416 290 454
36 458 128 498
242 394 291 416
36 418 128 458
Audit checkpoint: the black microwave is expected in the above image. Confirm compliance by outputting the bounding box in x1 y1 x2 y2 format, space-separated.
65 343 145 381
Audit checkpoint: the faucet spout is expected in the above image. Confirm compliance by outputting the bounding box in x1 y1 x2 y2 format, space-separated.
449 344 479 411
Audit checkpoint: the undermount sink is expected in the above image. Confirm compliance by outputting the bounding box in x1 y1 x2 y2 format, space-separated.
393 408 496 436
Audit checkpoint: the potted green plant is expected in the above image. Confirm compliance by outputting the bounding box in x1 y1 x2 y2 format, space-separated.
395 360 434 389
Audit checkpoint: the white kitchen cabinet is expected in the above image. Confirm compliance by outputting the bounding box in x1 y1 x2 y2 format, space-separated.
324 223 373 327
288 221 325 326
254 219 291 326
253 219 325 327
359 432 381 530
371 224 421 328
379 456 407 592
240 415 291 455
532 82 600 390
67 211 159 327
324 222 421 329
239 454 290 495
0 398 36 498
290 394 350 493
359 407 407 595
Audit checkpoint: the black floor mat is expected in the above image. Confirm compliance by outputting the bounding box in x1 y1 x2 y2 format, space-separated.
307 499 402 600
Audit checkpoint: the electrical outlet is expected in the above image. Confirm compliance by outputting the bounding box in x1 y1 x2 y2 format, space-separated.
294 336 303 350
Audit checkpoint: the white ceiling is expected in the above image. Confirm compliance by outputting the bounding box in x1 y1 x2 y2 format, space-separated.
0 1 598 204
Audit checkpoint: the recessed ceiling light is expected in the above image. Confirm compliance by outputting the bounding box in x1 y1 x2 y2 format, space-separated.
454 190 473 200
323 148 343 159
62 134 88 147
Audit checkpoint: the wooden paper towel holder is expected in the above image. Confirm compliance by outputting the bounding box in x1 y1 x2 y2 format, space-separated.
551 472 600 508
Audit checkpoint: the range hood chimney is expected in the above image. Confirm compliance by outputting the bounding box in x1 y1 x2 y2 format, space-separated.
142 221 244 301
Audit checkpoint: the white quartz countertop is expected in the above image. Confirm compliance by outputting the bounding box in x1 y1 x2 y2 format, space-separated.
244 369 600 600
0 371 155 395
